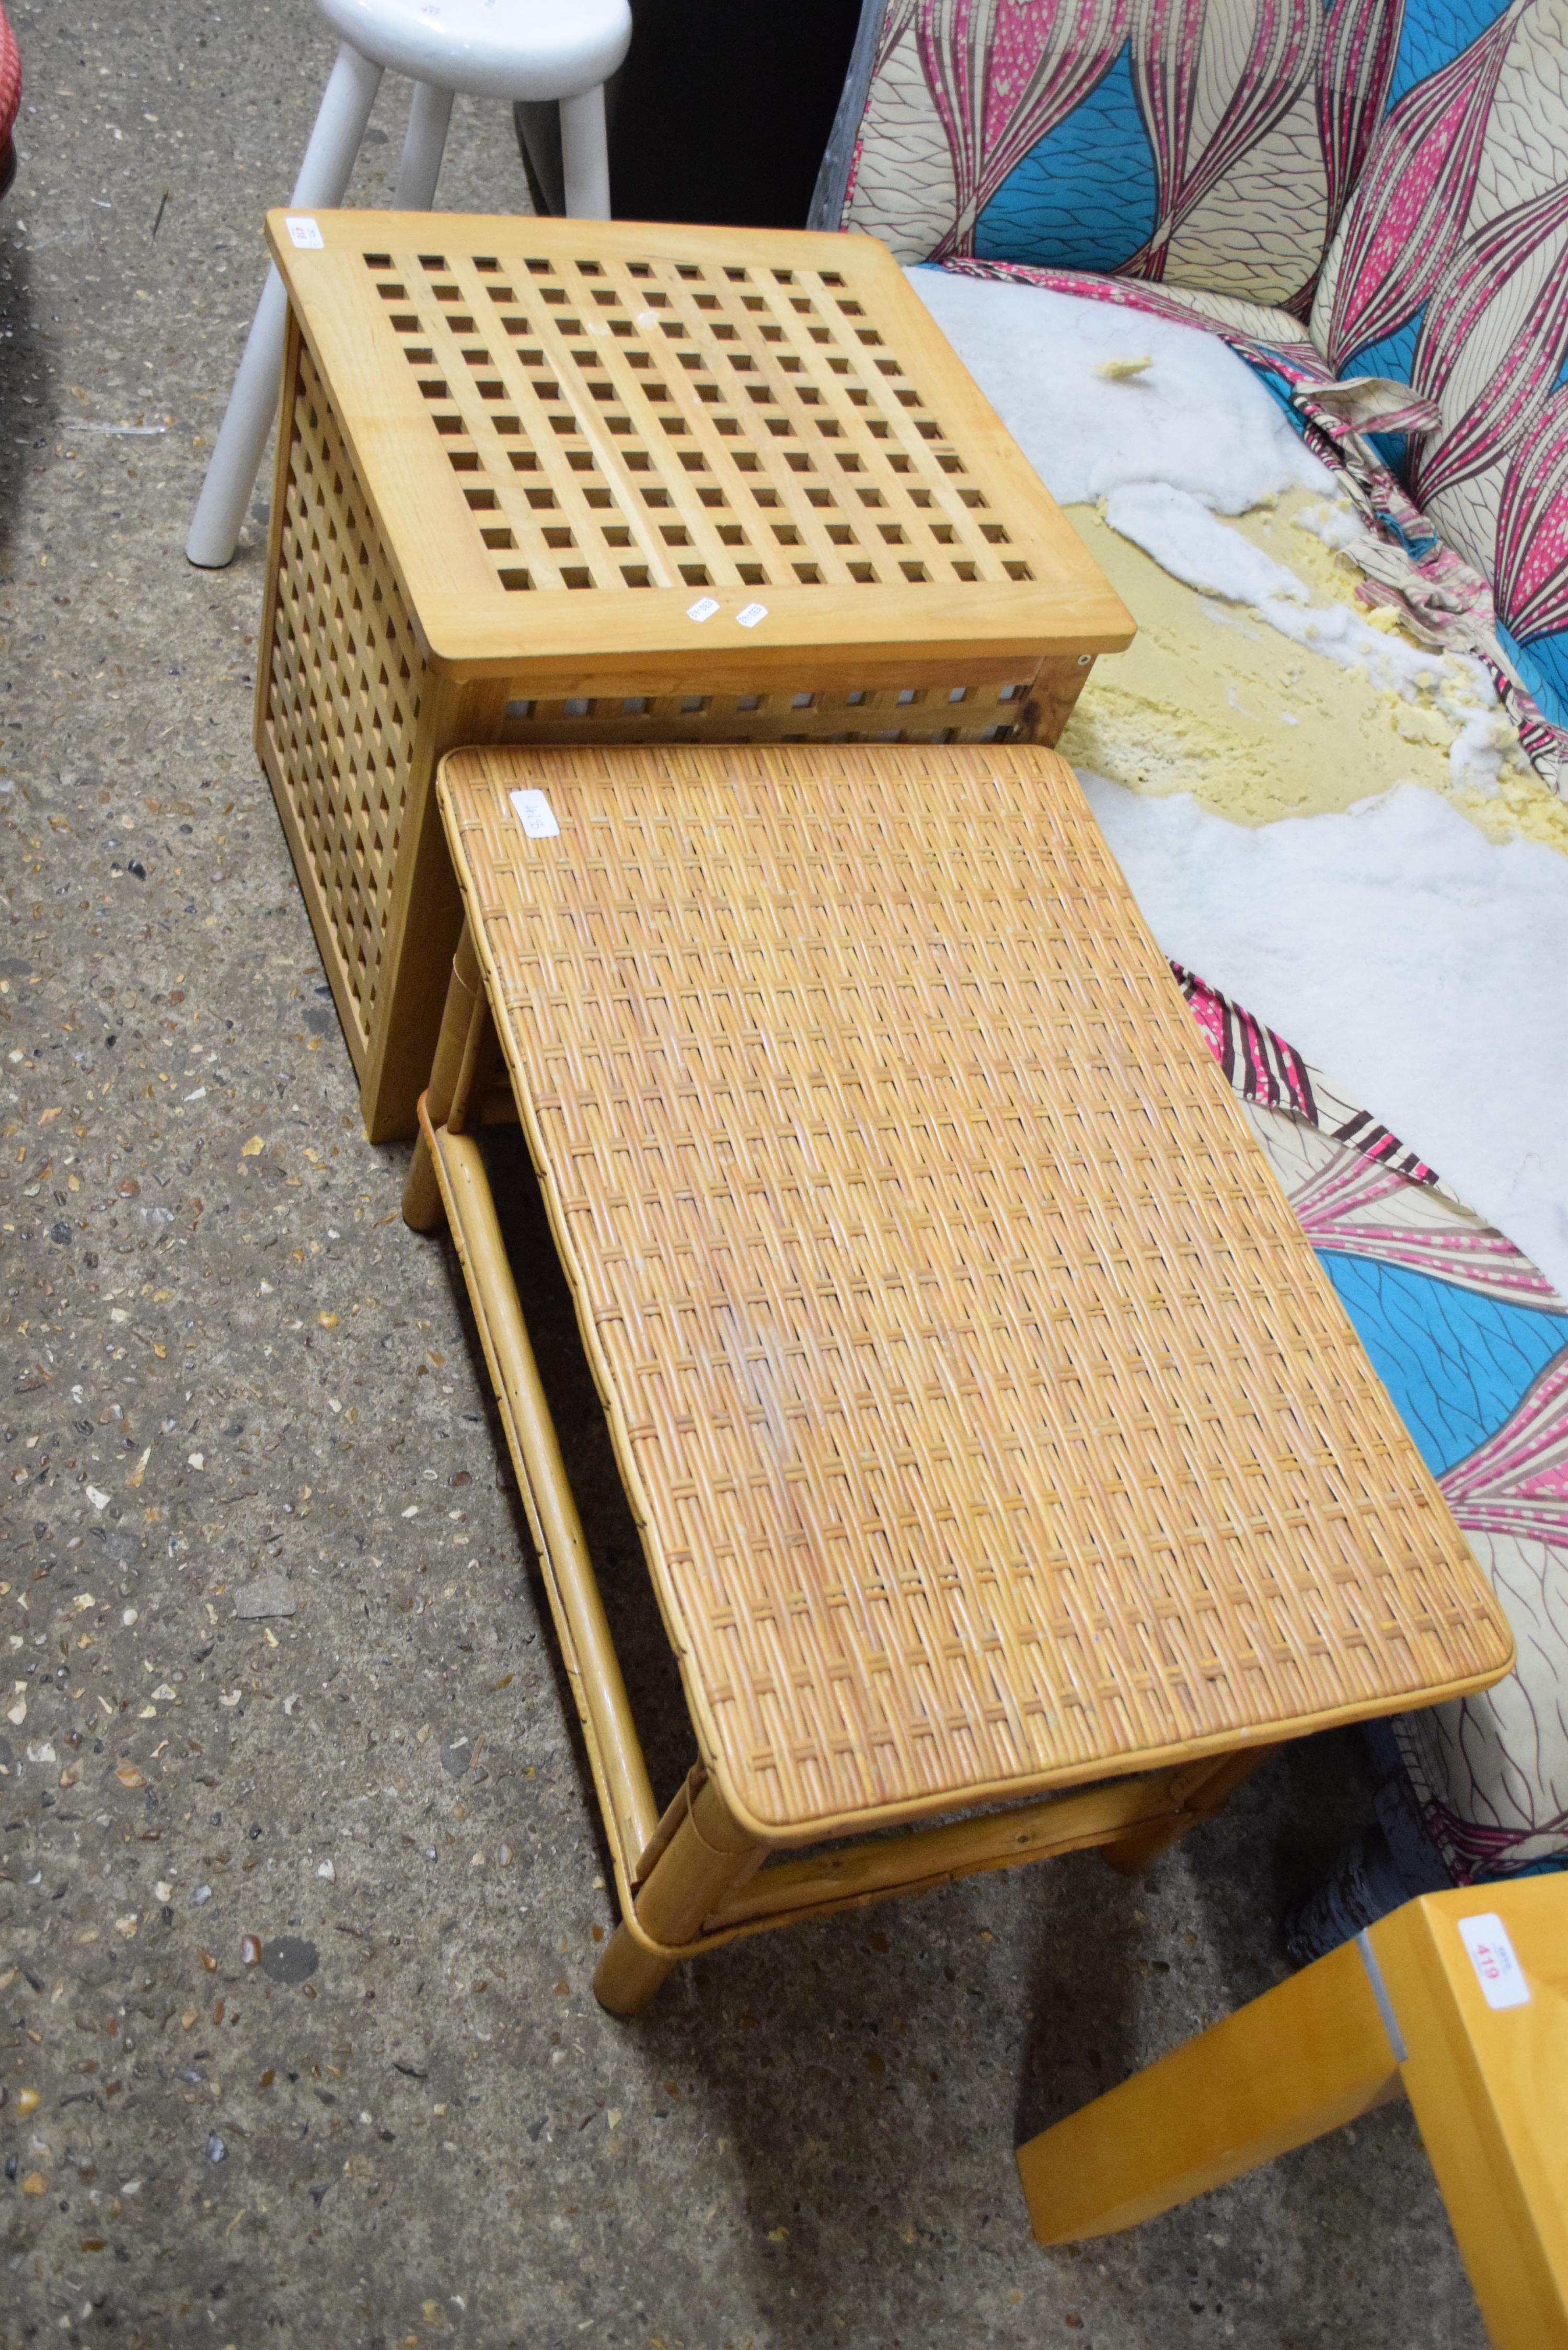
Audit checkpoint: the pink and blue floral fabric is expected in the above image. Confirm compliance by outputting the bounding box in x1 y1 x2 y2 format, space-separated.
1179 967 1568 1884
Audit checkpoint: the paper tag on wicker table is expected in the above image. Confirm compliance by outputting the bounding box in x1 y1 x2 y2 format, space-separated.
510 789 560 840
285 216 325 249
1458 1914 1530 2009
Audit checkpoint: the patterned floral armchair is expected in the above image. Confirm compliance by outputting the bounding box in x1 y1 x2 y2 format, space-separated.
812 0 1568 1920
814 0 1568 789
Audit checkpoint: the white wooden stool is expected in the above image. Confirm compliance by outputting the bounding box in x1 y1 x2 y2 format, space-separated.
185 0 631 569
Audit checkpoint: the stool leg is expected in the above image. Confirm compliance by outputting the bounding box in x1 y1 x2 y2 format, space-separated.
393 80 454 209
593 1773 765 2015
1016 1933 1400 2242
559 84 612 218
186 42 383 569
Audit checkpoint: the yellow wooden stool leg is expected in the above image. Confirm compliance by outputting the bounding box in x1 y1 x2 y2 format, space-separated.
1016 1933 1400 2242
403 917 492 1231
1372 1882 1568 2350
593 1771 766 2017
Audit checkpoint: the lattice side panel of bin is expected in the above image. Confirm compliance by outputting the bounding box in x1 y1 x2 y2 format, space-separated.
259 330 431 1067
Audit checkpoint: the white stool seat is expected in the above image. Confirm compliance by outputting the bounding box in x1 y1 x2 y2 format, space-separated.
186 0 630 570
316 0 630 100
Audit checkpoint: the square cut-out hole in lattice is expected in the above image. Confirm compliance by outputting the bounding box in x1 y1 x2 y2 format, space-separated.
356 240 1048 603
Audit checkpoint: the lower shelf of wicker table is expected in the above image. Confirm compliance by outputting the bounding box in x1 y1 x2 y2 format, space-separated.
407 1100 1277 2014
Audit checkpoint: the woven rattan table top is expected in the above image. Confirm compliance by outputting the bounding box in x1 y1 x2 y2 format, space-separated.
264 211 1131 678
439 743 1511 1842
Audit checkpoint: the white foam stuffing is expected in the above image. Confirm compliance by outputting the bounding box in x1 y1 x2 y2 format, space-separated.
1102 482 1308 606
1079 772 1568 1301
916 271 1517 791
907 267 1327 511
1294 497 1370 554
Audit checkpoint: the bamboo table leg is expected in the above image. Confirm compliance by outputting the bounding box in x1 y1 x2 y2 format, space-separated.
1098 1745 1278 1877
1017 1880 1568 2350
402 931 765 2015
403 916 493 1232
593 1771 767 2016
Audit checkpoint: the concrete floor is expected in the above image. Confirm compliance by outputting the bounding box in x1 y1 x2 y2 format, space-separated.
0 7 1489 2346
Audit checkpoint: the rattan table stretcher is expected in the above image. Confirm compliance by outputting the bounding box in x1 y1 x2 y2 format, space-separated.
401 741 1512 2013
256 211 1133 1141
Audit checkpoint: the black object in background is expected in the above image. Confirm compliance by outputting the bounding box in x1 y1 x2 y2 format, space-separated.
515 0 865 229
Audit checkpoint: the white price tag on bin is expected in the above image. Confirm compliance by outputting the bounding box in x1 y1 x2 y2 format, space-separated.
1457 1913 1530 2009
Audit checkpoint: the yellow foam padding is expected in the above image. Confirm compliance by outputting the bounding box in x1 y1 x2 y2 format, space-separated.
1061 487 1568 858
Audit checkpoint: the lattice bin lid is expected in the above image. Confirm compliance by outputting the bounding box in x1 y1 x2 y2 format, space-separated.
265 210 1134 683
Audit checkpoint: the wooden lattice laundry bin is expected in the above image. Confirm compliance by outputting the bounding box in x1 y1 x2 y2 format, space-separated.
256 210 1134 1139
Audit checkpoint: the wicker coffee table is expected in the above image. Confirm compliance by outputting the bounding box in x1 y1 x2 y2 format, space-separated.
256 211 1133 1140
401 741 1511 2012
